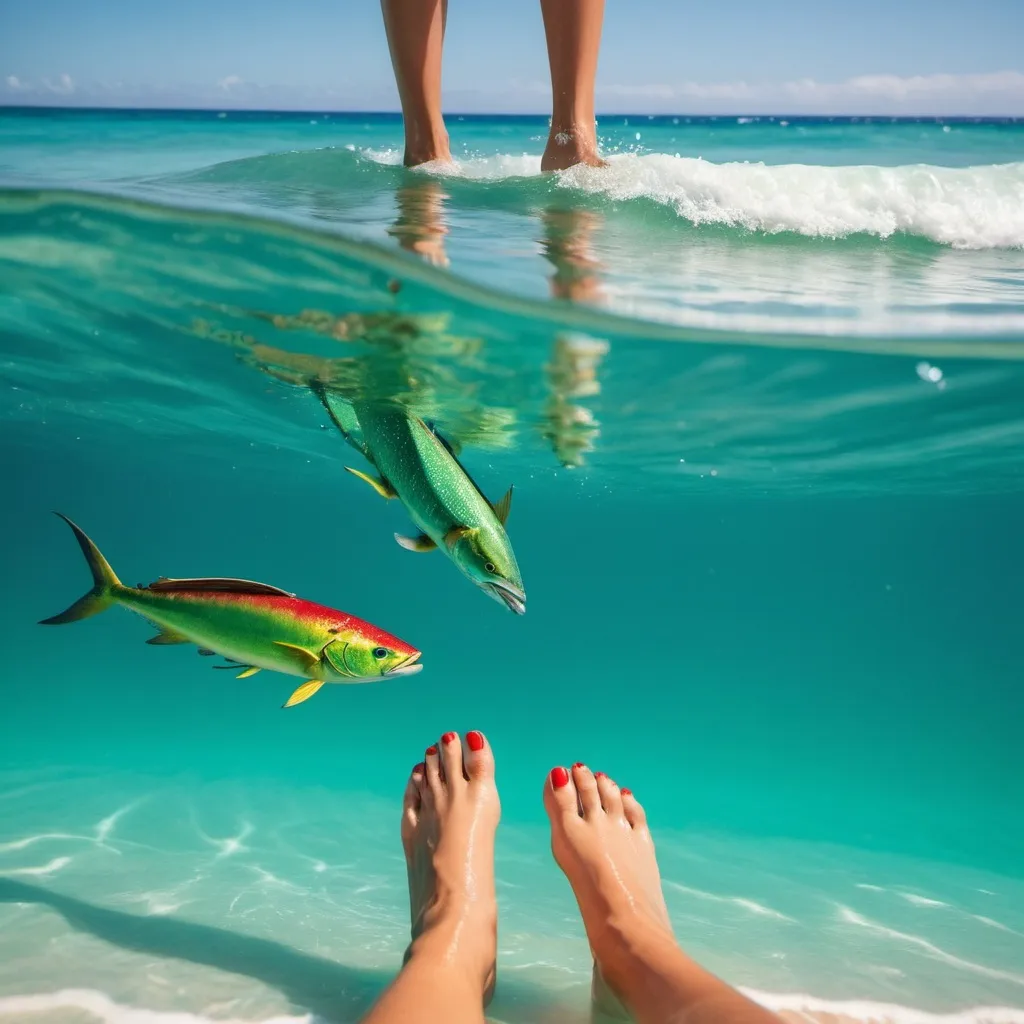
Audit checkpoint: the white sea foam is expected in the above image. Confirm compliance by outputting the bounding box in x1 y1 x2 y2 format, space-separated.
745 990 1024 1024
0 988 311 1023
556 154 1024 249
363 148 1024 249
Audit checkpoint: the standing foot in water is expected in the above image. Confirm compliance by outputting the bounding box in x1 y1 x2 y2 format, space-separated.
403 131 453 169
544 763 782 1024
401 730 501 1005
541 124 608 172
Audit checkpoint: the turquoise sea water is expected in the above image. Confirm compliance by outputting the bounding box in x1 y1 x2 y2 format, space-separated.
1 109 1023 1024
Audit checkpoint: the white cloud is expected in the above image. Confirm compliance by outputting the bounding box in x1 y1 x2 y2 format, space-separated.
40 73 75 95
597 71 1024 115
600 83 677 100
4 68 1021 115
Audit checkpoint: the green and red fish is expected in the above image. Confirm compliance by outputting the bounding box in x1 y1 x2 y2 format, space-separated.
40 512 422 707
314 385 526 614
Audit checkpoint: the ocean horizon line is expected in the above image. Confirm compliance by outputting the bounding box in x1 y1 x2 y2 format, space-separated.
1 104 1021 124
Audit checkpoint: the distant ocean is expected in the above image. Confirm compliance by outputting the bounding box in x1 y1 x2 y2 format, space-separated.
1 108 1022 1024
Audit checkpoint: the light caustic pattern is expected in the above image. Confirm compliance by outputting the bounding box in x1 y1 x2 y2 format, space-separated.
2 770 1023 1024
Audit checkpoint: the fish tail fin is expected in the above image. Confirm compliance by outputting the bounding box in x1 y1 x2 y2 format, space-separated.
39 512 123 625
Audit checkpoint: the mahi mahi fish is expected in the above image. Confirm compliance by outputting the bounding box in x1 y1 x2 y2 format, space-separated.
314 385 526 614
40 512 423 707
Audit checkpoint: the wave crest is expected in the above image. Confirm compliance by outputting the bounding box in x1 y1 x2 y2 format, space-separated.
358 149 1024 249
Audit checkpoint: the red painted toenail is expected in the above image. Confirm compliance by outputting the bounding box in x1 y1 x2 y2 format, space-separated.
441 732 456 744
621 788 632 797
413 762 425 775
466 731 484 752
572 762 585 769
425 745 438 756
550 766 570 789
594 771 607 779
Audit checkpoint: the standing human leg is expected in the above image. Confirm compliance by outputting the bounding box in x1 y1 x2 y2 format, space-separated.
539 0 607 170
380 0 452 166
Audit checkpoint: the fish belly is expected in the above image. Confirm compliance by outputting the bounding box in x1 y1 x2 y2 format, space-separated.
119 593 313 678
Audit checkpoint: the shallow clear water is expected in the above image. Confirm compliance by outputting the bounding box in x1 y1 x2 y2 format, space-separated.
1 109 1023 1024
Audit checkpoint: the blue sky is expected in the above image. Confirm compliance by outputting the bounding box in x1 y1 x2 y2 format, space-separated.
2 0 1022 114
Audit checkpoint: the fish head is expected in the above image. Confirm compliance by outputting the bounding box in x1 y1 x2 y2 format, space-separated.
322 634 423 681
448 526 526 615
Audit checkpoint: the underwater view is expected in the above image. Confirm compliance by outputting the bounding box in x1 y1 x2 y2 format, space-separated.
1 108 1023 1024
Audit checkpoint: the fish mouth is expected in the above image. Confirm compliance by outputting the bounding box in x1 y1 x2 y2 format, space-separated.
386 651 424 678
488 580 526 615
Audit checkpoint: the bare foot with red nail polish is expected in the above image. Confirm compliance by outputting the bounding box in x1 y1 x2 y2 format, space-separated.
546 764 671 1020
400 731 501 1004
545 764 781 1024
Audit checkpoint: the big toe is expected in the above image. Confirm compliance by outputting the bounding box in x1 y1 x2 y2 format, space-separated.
544 765 581 833
401 762 425 848
464 730 495 787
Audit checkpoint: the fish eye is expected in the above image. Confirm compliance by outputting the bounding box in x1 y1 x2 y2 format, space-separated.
484 562 496 573
373 647 389 659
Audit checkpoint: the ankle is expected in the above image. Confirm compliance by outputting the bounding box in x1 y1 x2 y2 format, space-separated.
409 901 497 980
402 118 451 166
542 118 603 170
589 910 676 987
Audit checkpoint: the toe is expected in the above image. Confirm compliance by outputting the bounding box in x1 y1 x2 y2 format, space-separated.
439 731 465 788
621 788 647 830
463 730 495 784
424 742 445 807
595 772 624 818
401 763 424 842
544 765 581 826
572 763 602 818
405 763 424 810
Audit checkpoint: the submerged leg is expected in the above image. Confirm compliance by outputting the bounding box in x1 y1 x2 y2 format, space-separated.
539 0 608 171
380 0 452 166
544 764 783 1024
361 731 500 1024
388 176 451 267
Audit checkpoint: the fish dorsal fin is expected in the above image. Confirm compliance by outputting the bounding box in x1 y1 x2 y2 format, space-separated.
146 577 295 597
426 421 463 457
419 418 511 521
490 485 513 526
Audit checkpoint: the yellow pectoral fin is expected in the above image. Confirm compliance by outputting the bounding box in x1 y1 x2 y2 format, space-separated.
395 532 437 552
345 466 396 500
443 525 472 550
283 680 325 708
236 666 261 679
272 641 321 673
